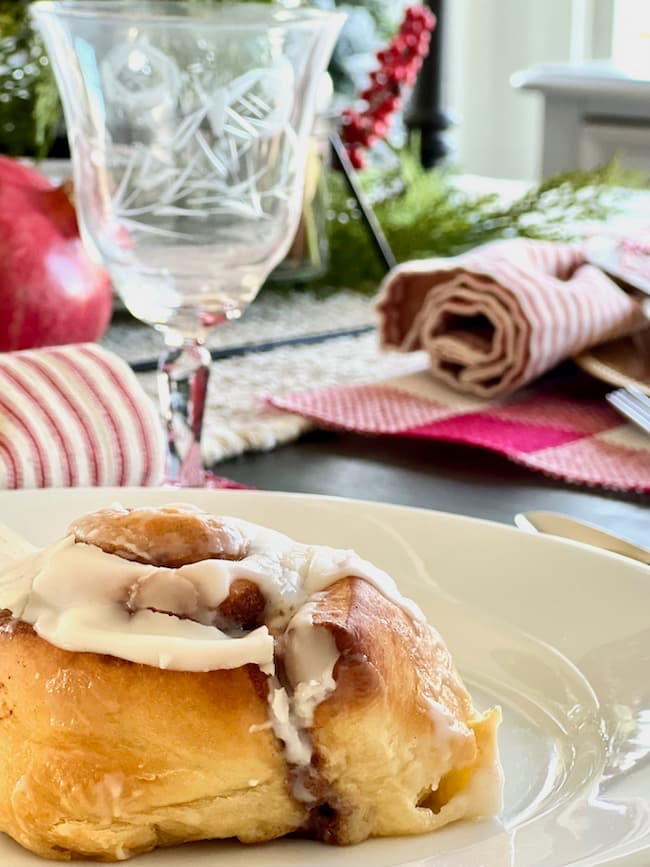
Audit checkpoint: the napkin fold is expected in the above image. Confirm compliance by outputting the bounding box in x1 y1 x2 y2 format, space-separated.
377 239 645 398
0 343 165 489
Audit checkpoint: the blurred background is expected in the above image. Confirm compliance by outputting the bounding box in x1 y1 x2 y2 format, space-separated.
0 0 648 516
2 0 649 179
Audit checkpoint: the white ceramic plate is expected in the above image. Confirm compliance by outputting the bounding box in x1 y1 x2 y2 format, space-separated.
0 488 649 867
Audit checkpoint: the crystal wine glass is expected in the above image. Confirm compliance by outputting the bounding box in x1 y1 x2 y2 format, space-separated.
32 1 344 484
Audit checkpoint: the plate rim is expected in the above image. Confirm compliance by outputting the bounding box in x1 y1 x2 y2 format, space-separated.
0 485 646 575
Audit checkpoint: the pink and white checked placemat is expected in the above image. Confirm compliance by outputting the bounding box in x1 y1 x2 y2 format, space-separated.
271 368 650 493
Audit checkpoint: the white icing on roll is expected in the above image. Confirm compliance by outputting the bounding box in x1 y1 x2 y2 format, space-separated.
0 516 423 674
268 686 310 767
264 602 340 780
283 601 339 728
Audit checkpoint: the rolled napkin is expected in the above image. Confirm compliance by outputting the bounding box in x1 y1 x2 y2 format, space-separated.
0 343 164 489
377 238 646 398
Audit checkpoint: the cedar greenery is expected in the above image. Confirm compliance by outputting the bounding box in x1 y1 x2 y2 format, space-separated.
303 154 646 294
0 1 59 156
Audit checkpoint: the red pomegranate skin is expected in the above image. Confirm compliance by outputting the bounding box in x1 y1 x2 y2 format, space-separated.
0 156 113 351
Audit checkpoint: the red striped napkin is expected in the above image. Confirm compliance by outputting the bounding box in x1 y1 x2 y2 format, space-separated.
0 343 165 489
270 368 650 494
377 239 645 398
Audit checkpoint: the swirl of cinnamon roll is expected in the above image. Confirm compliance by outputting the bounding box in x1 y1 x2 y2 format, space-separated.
69 504 249 566
0 504 501 862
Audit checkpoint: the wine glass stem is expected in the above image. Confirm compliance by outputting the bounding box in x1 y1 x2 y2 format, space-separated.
158 338 211 486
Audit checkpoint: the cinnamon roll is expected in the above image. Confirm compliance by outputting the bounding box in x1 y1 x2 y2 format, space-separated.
0 504 501 861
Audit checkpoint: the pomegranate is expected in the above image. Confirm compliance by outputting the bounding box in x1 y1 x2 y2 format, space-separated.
0 156 112 351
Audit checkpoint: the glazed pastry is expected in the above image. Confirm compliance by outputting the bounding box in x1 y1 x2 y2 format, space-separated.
0 504 501 861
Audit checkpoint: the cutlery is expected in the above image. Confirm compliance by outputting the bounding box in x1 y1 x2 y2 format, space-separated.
607 386 650 435
514 510 650 566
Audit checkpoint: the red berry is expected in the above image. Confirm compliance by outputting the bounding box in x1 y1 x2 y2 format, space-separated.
372 96 397 118
347 146 365 170
371 107 390 122
346 125 367 145
394 64 410 81
341 110 370 146
422 9 436 28
345 115 378 147
386 46 402 65
362 80 383 96
340 3 438 154
369 70 388 86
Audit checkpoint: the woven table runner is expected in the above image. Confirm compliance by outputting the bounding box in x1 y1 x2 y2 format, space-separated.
103 289 376 366
136 330 422 463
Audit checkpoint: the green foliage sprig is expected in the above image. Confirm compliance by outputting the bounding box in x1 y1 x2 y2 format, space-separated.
306 154 647 294
0 1 59 156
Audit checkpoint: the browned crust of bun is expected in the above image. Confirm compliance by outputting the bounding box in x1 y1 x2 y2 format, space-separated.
306 578 493 844
68 505 247 567
0 613 302 861
0 577 499 861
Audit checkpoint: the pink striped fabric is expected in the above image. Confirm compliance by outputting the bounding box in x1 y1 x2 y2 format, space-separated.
377 239 645 398
0 344 165 489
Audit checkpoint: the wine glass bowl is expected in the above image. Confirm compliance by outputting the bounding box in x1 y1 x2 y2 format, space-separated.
32 0 344 482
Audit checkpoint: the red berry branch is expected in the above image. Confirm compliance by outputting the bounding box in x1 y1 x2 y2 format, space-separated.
340 5 437 170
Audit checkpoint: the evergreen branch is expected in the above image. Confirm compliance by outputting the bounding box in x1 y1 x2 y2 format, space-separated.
284 155 649 295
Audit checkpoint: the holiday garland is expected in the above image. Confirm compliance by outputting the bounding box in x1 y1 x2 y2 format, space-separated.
282 154 646 296
341 4 436 169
